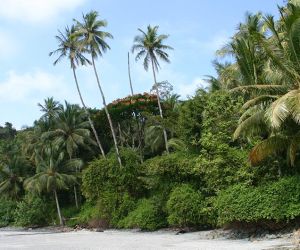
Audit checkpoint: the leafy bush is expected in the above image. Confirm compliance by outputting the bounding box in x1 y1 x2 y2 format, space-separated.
119 197 167 231
177 89 207 149
61 206 80 227
74 192 136 228
82 148 144 201
195 147 252 194
191 91 253 194
14 194 49 227
82 157 110 201
76 202 99 225
111 193 137 227
0 198 17 227
215 176 300 226
142 152 199 195
166 184 205 227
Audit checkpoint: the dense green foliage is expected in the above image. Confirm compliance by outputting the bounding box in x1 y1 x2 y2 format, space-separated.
119 197 167 231
1 1 300 231
166 184 205 227
215 176 300 226
0 199 17 227
14 195 50 227
82 148 144 201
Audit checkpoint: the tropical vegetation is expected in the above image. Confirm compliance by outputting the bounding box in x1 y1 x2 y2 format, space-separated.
1 1 300 231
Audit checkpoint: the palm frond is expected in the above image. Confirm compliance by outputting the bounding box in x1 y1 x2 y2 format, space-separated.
250 135 289 165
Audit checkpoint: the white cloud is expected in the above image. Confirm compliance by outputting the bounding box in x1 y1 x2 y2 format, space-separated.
188 31 230 53
0 0 86 23
177 77 208 99
0 70 77 103
0 30 19 58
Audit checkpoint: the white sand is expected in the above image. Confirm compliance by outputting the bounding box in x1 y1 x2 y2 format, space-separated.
0 229 294 250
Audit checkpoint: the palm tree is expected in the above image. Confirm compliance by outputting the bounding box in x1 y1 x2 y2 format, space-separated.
42 102 94 208
74 11 122 167
49 25 106 158
38 97 62 123
231 3 300 166
0 156 30 199
22 119 54 166
132 25 173 153
204 61 241 91
24 147 78 226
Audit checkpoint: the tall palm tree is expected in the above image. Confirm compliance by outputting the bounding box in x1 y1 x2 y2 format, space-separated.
132 25 173 153
24 147 78 226
42 102 94 208
49 25 106 158
74 11 122 167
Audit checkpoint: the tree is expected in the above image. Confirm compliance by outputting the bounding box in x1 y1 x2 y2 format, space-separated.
74 11 122 167
49 25 106 158
0 122 17 140
132 25 173 153
43 102 94 207
24 147 78 225
38 97 62 125
0 156 30 199
232 3 300 166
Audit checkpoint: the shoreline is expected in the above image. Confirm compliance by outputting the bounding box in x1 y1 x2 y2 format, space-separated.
0 227 299 250
0 226 298 249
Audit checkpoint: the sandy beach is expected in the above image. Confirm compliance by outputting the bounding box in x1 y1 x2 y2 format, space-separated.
0 228 295 250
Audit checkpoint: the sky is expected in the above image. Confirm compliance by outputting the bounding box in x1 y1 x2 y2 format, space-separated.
0 0 285 129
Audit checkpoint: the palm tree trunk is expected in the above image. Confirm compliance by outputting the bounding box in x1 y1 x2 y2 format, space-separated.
128 52 134 96
54 190 64 226
118 122 123 147
91 56 122 167
72 67 106 158
150 58 169 153
74 185 79 209
128 52 144 160
71 155 79 209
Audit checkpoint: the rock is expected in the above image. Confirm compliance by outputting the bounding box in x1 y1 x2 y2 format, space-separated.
266 234 277 240
95 228 104 232
176 230 187 235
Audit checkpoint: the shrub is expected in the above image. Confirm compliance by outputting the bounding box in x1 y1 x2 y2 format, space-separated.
81 157 111 201
61 206 80 227
215 176 300 226
177 89 207 149
75 192 136 228
166 184 205 227
142 152 199 195
82 148 144 201
111 193 137 227
195 147 252 194
76 202 99 225
0 198 17 227
189 91 253 194
119 197 167 231
14 194 49 227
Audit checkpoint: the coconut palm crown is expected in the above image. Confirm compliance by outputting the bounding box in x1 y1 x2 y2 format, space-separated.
49 25 91 69
74 11 113 59
131 25 173 71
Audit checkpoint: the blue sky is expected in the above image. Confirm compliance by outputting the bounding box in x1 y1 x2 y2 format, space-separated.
0 0 284 129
